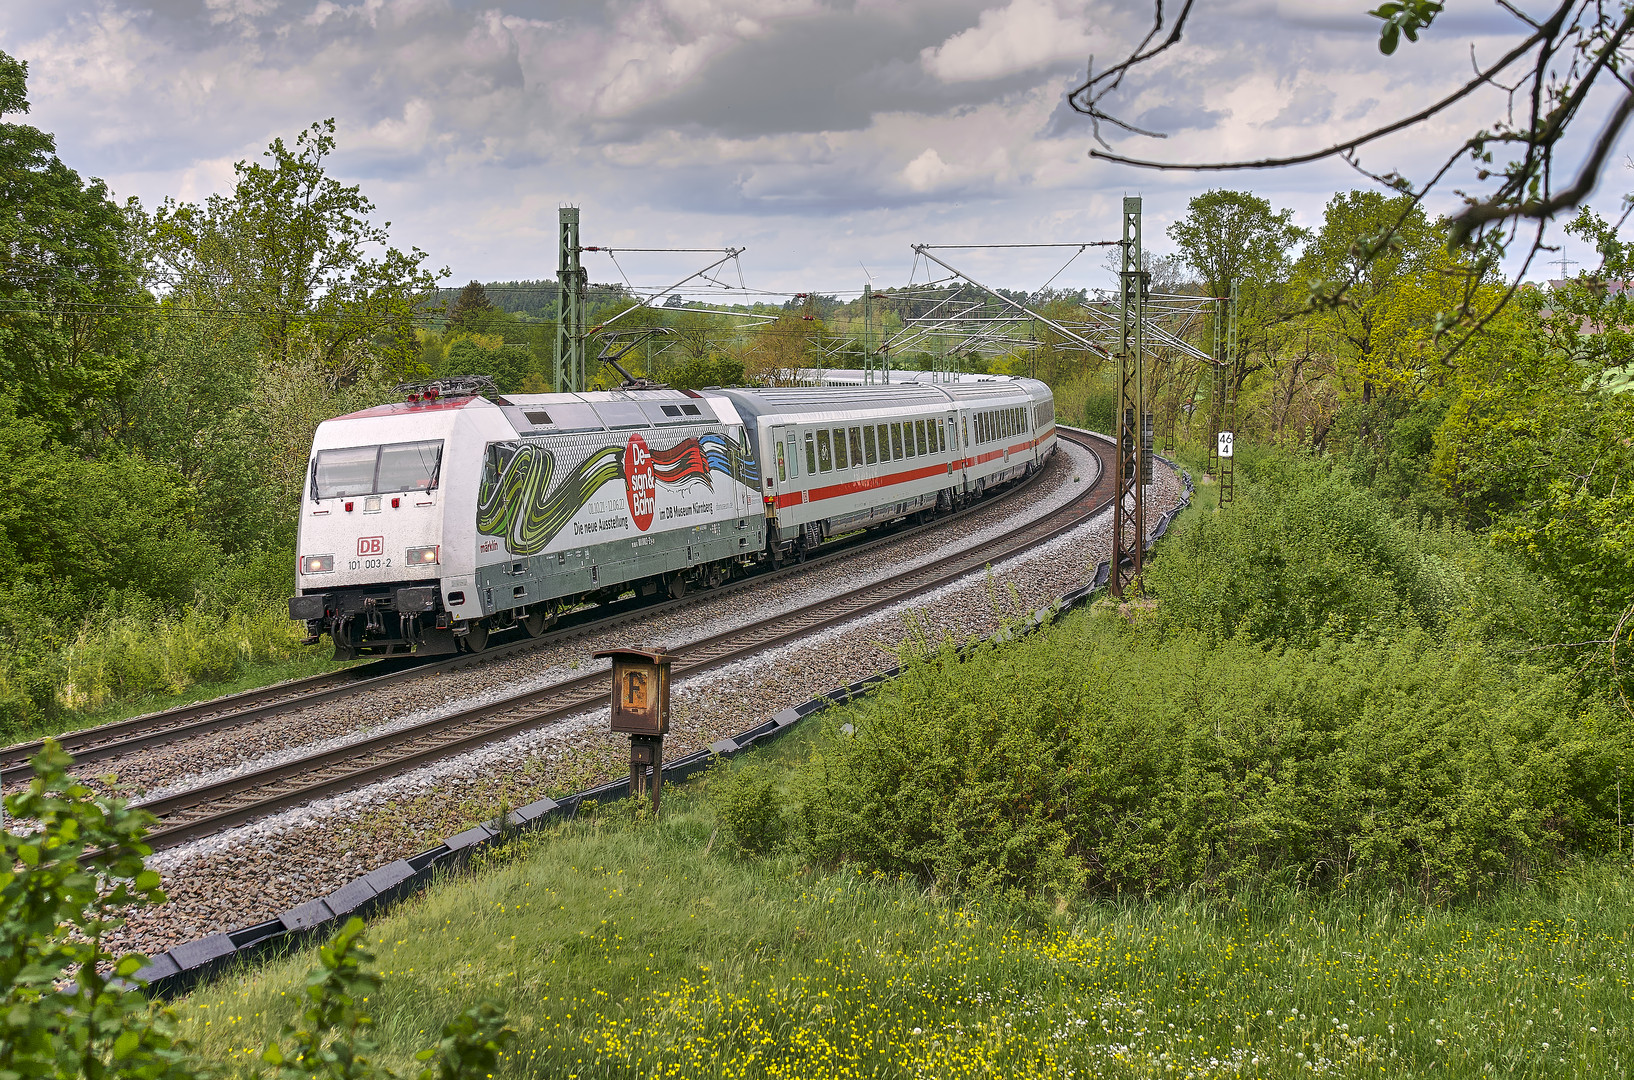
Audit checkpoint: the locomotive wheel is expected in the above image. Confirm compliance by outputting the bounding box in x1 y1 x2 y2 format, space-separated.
332 643 356 662
668 576 688 599
462 622 489 653
520 610 552 638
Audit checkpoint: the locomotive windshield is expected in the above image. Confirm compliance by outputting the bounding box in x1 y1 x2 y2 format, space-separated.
312 440 444 500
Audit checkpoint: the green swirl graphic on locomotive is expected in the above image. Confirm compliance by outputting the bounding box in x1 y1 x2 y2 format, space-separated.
476 444 623 556
476 432 758 556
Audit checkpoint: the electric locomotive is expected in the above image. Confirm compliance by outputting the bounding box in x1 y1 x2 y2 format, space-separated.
289 374 1056 659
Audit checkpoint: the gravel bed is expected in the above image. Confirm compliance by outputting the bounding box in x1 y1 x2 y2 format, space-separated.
98 440 1098 801
106 452 1182 960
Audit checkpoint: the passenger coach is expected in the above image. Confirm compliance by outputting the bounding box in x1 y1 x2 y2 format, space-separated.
713 377 1055 560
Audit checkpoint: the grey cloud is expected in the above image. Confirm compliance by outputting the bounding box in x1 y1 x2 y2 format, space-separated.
1342 96 1378 121
1266 86 1335 127
1135 102 1225 133
600 1 1048 142
1038 87 1086 140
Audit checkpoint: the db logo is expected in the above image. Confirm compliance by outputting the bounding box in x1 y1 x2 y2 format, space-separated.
358 536 384 557
624 433 655 531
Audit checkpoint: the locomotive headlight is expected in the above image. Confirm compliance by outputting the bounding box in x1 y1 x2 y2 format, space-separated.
301 554 335 575
406 545 440 565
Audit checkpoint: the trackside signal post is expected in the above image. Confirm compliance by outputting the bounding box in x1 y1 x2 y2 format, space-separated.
594 648 675 813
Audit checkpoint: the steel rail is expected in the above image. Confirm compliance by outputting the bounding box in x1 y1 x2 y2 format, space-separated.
131 430 1113 852
1 436 1072 781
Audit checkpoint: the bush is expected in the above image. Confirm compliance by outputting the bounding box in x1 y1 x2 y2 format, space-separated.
1146 451 1562 647
712 765 790 856
790 615 1628 903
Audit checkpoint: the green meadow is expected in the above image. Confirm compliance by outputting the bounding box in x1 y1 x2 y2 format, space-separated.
177 770 1634 1079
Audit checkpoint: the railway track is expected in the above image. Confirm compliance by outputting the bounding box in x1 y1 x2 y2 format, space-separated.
0 442 1074 784
128 429 1113 852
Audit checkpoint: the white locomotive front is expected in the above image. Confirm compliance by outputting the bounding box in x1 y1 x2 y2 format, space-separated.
289 382 764 658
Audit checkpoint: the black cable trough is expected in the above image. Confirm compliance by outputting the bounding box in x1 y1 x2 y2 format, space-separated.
135 440 1194 1000
2 439 1071 783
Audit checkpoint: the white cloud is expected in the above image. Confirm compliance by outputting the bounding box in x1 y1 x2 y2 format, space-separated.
1 0 1621 291
921 0 1095 83
902 147 950 191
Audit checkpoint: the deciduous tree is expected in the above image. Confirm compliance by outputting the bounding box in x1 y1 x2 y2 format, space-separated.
150 120 444 385
0 50 149 441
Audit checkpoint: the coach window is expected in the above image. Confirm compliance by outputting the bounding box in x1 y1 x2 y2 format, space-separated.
903 421 916 458
864 426 878 465
890 423 903 460
832 427 848 469
804 431 817 475
787 433 799 478
776 440 787 483
816 429 833 472
849 427 863 467
914 419 927 456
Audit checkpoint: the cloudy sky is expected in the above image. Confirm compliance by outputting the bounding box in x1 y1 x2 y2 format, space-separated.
4 0 1628 299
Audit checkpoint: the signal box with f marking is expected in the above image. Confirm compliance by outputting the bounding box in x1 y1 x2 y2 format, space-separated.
594 648 675 735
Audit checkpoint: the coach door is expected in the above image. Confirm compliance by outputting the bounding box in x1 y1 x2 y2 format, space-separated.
765 426 789 516
959 413 971 492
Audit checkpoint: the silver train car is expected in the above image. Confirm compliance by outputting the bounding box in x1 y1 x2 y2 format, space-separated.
288 376 1056 658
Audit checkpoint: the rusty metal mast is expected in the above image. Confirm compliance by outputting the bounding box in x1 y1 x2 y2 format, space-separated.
1111 197 1147 598
1219 281 1238 506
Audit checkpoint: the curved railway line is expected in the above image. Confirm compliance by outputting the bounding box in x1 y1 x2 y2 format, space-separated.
21 430 1113 855
0 434 1079 783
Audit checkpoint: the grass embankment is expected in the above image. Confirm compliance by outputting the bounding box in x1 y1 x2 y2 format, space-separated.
179 758 1633 1079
